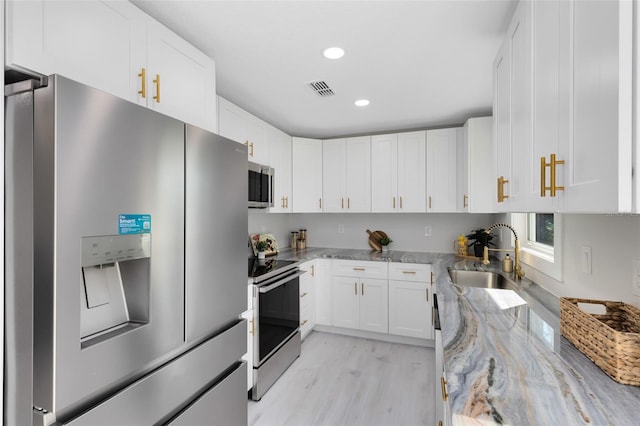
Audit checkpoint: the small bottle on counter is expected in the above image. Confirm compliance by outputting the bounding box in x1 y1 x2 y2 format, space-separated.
291 231 298 249
502 254 514 273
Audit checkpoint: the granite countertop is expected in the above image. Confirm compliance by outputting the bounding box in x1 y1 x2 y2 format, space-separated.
277 247 440 264
273 247 640 424
436 255 640 425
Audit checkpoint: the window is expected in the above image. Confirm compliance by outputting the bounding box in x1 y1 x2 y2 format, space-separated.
528 213 554 247
511 213 562 281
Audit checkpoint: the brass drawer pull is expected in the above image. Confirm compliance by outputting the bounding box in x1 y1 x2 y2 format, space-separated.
441 377 448 401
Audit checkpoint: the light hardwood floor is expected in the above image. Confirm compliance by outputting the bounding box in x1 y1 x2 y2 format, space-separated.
248 331 435 426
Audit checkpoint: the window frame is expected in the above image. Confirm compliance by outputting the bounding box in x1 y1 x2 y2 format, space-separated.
510 213 563 281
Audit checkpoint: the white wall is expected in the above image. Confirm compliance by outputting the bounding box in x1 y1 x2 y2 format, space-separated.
512 214 640 308
249 212 497 253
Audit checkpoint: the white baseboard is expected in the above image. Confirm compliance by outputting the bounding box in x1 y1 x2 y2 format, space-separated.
311 324 434 348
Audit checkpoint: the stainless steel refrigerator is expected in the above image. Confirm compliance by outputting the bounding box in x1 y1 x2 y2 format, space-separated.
5 75 248 425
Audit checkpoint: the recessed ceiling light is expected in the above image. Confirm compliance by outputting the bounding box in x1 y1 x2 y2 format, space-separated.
354 99 370 107
323 47 344 59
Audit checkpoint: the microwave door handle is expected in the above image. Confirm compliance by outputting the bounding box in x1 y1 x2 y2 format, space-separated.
258 270 306 293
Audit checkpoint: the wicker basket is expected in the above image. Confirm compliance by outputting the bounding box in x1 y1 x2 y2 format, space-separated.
560 297 640 386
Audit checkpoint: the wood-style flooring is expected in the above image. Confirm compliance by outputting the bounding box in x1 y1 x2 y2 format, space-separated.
248 331 434 426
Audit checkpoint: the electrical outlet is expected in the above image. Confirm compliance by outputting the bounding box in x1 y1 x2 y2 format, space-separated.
581 246 592 275
338 224 344 234
424 226 431 237
632 260 640 297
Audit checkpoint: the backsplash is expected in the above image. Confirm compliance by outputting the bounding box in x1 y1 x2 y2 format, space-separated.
495 213 640 307
249 211 497 253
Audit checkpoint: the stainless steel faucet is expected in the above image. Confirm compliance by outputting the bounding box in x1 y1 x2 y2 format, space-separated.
482 223 525 280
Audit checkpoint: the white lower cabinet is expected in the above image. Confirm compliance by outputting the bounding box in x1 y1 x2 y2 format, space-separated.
314 260 331 326
299 260 317 339
388 263 433 339
241 281 255 391
331 260 388 334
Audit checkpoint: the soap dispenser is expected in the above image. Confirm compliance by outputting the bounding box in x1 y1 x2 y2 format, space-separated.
502 254 514 273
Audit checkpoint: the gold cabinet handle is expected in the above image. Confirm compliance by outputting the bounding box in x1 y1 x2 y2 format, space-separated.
348 198 350 209
353 267 365 271
354 282 357 295
426 288 429 302
301 319 308 326
244 141 254 157
393 196 396 208
550 153 565 196
249 319 255 336
311 264 315 277
300 292 308 298
152 74 160 103
441 377 448 401
285 197 289 208
540 156 548 197
430 271 434 285
281 197 285 208
439 421 443 426
319 198 322 209
497 176 510 202
428 196 432 209
463 194 468 208
402 271 417 275
541 154 565 197
400 196 403 209
432 306 434 324
361 282 364 296
138 67 146 98
341 197 344 209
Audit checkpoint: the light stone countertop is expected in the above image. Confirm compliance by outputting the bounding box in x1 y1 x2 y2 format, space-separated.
274 247 640 425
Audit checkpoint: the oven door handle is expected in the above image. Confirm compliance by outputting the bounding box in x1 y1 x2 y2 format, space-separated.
258 270 306 293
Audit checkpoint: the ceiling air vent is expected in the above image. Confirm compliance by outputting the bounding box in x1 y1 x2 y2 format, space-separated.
307 80 335 97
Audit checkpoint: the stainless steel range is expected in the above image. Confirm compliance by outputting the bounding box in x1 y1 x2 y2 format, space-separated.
248 258 304 400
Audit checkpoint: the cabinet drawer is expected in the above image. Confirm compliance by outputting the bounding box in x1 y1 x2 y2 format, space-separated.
332 260 387 279
388 262 431 282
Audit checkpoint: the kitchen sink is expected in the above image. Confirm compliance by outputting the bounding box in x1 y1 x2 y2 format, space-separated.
448 269 517 291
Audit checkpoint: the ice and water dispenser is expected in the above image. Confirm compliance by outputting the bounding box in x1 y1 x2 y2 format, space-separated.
80 234 151 347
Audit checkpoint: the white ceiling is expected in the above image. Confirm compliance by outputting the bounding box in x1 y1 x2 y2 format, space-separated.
130 0 517 139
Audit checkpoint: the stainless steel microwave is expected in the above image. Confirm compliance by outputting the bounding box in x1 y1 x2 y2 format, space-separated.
248 161 274 208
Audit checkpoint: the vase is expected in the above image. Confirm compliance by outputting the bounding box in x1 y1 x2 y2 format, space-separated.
258 251 265 259
473 245 484 258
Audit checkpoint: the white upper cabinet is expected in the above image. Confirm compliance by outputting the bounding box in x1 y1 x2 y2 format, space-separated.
556 0 633 213
528 0 561 212
269 127 292 213
6 0 145 103
6 0 217 132
322 137 371 212
496 0 634 213
145 19 216 132
426 128 459 212
371 134 399 212
458 117 494 213
493 0 530 213
398 132 427 212
292 137 323 213
322 138 346 212
218 97 269 164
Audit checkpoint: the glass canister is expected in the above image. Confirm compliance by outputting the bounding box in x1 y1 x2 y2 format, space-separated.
299 229 307 242
291 231 299 249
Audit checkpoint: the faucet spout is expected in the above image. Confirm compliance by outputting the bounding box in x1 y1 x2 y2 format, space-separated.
481 223 525 280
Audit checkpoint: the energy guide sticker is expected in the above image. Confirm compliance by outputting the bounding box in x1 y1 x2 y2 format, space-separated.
118 214 151 235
